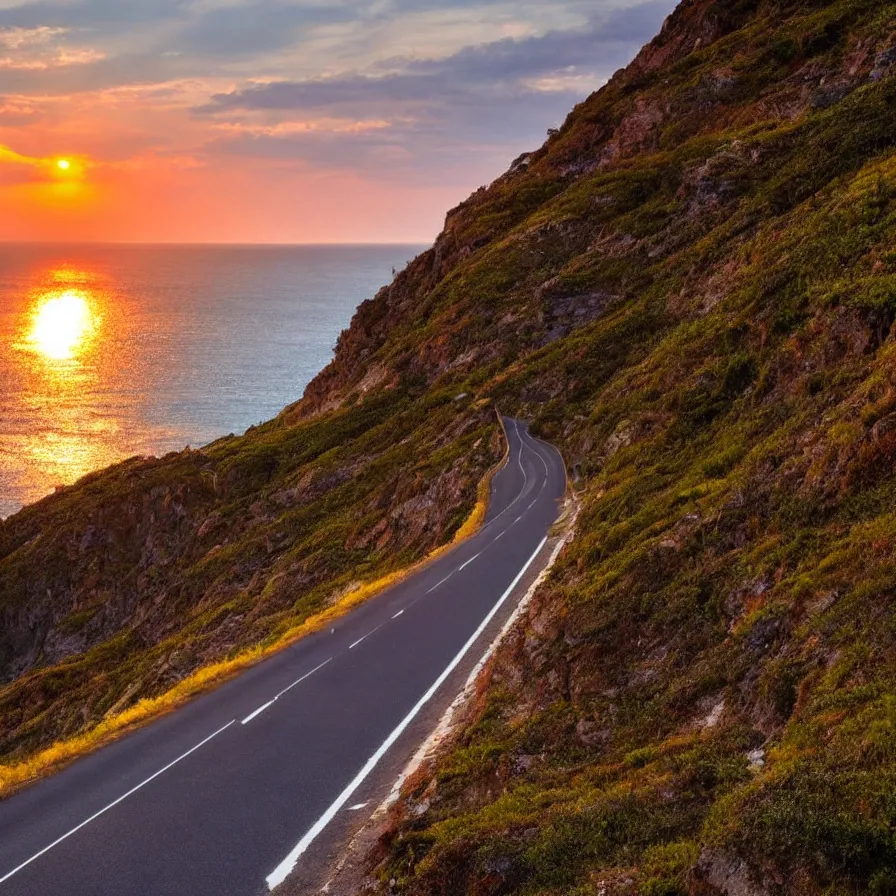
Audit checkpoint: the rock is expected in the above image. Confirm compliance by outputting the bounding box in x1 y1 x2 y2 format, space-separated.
576 716 611 748
808 81 853 109
508 153 533 174
870 47 896 82
699 697 726 729
603 421 636 459
356 363 389 396
695 849 768 896
747 748 765 770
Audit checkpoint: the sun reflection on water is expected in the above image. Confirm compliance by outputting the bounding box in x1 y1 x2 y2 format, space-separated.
27 290 98 360
4 265 125 511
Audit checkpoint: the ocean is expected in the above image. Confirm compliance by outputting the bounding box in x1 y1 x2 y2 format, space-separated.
0 243 425 519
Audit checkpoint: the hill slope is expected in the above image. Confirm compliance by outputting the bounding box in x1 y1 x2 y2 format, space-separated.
3 0 896 891
301 0 896 892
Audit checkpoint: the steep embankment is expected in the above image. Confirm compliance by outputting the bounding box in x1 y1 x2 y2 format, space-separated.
296 0 895 893
0 398 501 762
2 0 896 891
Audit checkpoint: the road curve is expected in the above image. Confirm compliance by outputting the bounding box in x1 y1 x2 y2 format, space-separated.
0 418 566 896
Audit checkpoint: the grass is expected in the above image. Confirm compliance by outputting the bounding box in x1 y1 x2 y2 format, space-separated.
4 1 896 893
0 417 511 798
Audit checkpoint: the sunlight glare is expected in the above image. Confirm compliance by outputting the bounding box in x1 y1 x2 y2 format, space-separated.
28 291 97 360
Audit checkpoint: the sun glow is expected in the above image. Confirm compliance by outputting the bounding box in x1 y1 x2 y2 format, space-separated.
27 291 97 360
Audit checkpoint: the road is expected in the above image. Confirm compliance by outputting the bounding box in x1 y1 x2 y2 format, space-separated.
0 418 566 896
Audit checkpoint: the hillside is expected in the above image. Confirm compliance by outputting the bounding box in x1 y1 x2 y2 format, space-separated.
0 399 501 762
2 0 896 891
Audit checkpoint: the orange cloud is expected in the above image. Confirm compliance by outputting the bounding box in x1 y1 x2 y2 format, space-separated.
211 118 392 137
0 47 105 70
0 143 88 182
0 25 104 70
0 0 673 244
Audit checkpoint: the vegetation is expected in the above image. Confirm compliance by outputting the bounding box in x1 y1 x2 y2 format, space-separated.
3 0 896 892
0 391 502 768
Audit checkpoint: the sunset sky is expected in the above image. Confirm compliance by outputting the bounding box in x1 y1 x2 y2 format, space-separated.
0 0 674 243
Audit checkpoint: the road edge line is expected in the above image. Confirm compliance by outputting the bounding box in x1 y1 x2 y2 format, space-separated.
265 535 550 891
0 413 512 802
314 496 581 896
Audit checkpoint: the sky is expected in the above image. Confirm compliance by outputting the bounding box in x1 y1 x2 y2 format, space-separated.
0 0 676 243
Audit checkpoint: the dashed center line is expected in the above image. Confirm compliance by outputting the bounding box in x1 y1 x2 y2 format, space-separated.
266 535 550 891
459 551 483 571
241 658 334 725
349 623 386 650
242 701 275 725
0 420 563 891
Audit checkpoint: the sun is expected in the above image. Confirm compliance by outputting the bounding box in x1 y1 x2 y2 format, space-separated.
27 291 97 360
56 159 71 171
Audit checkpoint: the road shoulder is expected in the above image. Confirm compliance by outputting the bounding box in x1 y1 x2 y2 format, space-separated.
282 495 579 896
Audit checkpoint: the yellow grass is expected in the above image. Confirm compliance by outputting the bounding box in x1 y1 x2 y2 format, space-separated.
451 412 509 543
0 414 511 799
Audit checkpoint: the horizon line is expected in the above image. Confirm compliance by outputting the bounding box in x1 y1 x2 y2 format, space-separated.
0 239 433 248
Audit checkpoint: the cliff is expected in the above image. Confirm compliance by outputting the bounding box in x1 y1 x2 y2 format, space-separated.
0 398 500 757
3 0 896 891
304 0 895 892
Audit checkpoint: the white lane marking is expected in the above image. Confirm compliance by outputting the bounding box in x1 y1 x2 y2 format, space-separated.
480 420 530 534
402 434 551 618
378 420 555 626
521 428 566 511
0 720 236 886
242 658 334 725
350 622 389 650
425 572 455 595
0 424 559 890
459 551 483 571
266 535 549 891
273 658 334 701
522 430 551 480
515 420 527 478
517 431 553 514
242 701 275 725
347 803 368 811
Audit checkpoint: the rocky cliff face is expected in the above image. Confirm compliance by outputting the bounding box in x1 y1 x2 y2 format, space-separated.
0 398 500 757
291 0 896 893
296 0 895 423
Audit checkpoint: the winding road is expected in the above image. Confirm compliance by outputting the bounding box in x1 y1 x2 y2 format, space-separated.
0 418 566 896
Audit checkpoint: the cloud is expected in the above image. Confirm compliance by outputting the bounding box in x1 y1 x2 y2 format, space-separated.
212 118 393 137
0 95 45 123
0 0 678 240
0 0 187 31
0 25 67 48
0 22 104 72
195 0 672 182
200 3 672 115
0 46 104 69
174 2 355 56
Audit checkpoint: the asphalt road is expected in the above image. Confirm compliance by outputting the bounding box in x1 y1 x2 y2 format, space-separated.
0 418 566 896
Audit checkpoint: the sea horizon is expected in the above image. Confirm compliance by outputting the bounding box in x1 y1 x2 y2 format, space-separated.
0 242 426 518
0 240 434 248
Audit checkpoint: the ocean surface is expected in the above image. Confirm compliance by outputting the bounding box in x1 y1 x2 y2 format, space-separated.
0 243 424 519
